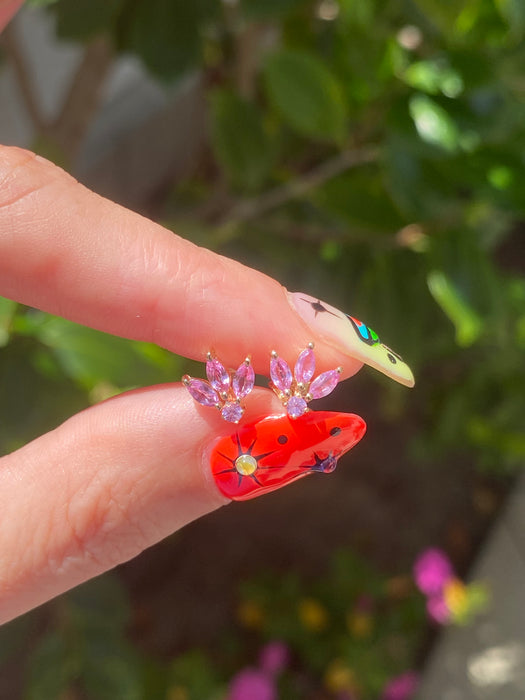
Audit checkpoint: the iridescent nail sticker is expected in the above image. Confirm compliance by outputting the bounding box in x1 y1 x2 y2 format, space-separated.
288 292 415 387
210 411 366 501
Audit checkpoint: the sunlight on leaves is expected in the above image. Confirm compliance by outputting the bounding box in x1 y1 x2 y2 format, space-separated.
409 94 461 152
0 297 16 348
487 165 513 190
427 270 484 346
403 59 464 98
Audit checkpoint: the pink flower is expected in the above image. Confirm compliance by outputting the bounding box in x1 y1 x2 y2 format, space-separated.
426 594 451 624
413 548 454 597
228 669 276 700
258 641 289 676
381 671 419 700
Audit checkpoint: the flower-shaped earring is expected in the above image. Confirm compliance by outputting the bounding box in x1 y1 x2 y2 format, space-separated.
183 353 255 423
269 343 342 419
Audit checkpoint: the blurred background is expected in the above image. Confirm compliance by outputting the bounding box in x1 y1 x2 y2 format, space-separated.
0 0 525 698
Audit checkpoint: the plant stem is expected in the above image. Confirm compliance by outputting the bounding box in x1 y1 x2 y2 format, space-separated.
223 146 379 224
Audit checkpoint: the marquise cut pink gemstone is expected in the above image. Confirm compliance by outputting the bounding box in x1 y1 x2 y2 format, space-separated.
309 370 340 399
270 356 293 392
221 402 244 423
232 362 255 399
186 379 220 407
287 395 308 419
206 358 230 394
294 347 315 384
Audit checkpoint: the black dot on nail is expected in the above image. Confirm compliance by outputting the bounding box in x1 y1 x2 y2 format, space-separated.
278 434 288 444
387 353 397 364
330 426 342 436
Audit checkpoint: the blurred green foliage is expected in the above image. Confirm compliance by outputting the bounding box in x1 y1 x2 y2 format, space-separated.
0 308 184 453
3 0 525 696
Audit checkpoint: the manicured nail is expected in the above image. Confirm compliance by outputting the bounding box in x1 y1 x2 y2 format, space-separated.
287 292 415 387
210 411 366 501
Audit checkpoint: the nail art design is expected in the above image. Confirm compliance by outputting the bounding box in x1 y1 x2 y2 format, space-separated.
288 292 415 387
183 353 255 423
210 411 366 501
269 343 342 419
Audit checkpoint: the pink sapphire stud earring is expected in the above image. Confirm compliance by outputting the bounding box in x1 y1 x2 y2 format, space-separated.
182 353 255 423
269 342 343 419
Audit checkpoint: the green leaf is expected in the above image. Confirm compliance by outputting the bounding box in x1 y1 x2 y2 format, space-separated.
121 0 217 81
338 0 376 28
0 297 16 348
0 336 87 453
168 650 222 700
27 0 58 6
0 613 33 667
32 315 182 391
65 575 130 636
411 0 469 34
26 632 77 700
210 90 275 192
81 644 142 700
242 0 305 19
263 49 348 144
495 0 525 38
53 0 125 41
427 270 484 346
403 59 464 98
316 169 405 233
409 94 461 152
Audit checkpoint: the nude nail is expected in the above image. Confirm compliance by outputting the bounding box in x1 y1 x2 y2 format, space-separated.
288 292 415 387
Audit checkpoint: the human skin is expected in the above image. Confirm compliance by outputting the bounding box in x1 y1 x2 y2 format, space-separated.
0 3 414 624
0 147 365 622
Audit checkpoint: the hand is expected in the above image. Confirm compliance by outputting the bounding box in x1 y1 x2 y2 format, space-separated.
0 145 359 623
0 4 412 624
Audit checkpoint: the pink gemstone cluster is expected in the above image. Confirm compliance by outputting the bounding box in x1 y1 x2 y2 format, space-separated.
182 353 255 424
413 548 456 624
269 343 343 419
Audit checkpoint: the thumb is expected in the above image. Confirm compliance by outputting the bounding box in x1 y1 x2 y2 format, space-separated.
0 383 365 623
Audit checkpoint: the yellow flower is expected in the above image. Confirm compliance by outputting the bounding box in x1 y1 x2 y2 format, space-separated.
324 659 358 694
298 598 328 631
444 578 468 617
166 686 188 700
237 600 265 629
445 579 490 624
347 611 373 638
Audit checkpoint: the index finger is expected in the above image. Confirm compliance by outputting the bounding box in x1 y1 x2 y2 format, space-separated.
0 146 414 385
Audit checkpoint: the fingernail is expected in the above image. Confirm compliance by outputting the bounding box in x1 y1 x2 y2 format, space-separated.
288 292 415 387
210 411 366 501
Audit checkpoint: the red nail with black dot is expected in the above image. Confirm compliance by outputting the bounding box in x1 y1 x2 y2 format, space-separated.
210 411 366 501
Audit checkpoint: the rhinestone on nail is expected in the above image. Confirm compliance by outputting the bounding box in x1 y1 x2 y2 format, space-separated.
183 353 255 423
269 343 342 419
